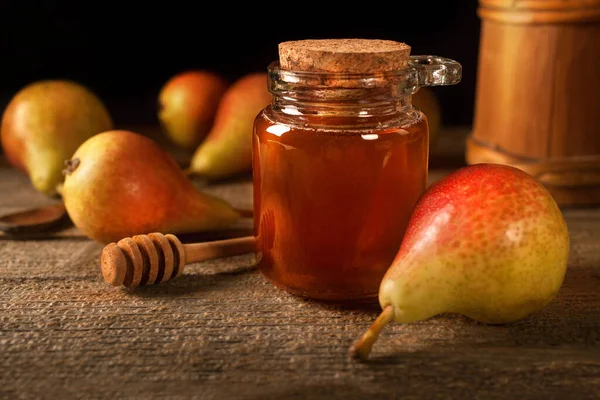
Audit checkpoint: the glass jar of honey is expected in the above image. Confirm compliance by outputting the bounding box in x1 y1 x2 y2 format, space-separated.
252 39 461 301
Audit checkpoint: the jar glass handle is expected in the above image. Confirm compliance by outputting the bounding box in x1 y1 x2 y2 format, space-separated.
408 55 462 87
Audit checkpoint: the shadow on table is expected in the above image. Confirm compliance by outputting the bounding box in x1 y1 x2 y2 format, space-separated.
303 296 382 314
123 256 257 298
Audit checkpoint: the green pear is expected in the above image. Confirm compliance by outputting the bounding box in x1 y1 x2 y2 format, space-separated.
187 73 272 180
0 80 113 196
350 163 570 360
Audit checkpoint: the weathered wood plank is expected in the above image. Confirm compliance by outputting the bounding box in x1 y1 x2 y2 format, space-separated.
1 130 600 399
1 246 599 399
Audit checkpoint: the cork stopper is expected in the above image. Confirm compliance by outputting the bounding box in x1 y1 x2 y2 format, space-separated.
278 39 411 73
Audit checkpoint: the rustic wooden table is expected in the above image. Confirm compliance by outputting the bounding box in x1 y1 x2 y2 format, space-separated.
1 129 599 399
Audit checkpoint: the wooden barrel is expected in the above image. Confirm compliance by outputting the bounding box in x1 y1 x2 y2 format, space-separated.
467 0 600 206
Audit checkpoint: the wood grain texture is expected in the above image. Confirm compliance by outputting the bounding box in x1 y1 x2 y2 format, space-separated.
471 20 600 159
1 142 600 399
469 0 600 206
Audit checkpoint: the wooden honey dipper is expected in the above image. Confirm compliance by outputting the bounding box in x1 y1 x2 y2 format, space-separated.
101 232 256 288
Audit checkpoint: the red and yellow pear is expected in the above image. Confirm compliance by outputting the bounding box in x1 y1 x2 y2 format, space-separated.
350 163 570 360
62 130 242 243
158 70 229 150
187 72 272 180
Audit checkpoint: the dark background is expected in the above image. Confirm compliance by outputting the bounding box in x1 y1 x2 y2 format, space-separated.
0 1 481 129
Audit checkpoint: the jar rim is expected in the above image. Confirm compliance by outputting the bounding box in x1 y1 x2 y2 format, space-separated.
268 60 415 79
267 60 420 95
267 55 462 90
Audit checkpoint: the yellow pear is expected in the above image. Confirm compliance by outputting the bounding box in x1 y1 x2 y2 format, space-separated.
1 80 113 195
187 73 272 180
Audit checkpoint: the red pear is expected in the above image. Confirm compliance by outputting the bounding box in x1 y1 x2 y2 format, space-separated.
187 72 272 180
61 130 241 243
158 70 229 150
350 163 570 360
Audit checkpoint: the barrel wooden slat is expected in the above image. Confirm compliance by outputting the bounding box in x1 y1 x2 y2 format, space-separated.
468 0 600 206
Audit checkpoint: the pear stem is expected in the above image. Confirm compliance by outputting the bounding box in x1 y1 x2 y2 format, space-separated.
348 305 395 361
63 158 80 176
